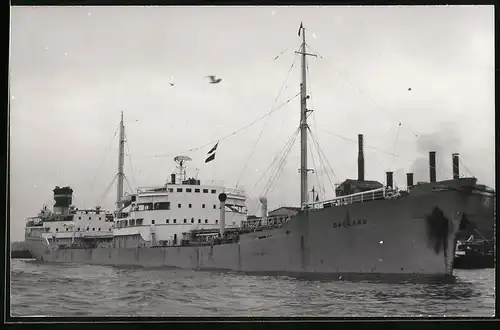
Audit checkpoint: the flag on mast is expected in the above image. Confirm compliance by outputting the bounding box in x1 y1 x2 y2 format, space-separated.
298 22 303 37
207 142 218 155
205 142 218 163
205 153 215 163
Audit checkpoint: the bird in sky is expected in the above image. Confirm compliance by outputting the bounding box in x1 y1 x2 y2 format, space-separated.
206 75 222 84
408 87 412 91
169 76 175 87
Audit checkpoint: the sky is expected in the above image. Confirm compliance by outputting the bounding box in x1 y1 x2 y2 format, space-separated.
9 5 495 241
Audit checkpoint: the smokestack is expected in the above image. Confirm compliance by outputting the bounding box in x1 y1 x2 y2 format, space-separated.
452 153 460 179
218 193 227 237
53 186 73 215
429 151 436 183
259 196 268 226
386 172 393 189
406 173 414 188
358 134 365 181
171 173 176 184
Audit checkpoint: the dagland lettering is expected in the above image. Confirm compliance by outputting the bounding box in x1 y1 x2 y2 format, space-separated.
333 218 368 229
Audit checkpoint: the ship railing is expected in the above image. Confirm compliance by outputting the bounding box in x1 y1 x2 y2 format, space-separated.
224 187 246 196
25 218 43 227
136 185 167 193
306 187 388 209
241 216 289 230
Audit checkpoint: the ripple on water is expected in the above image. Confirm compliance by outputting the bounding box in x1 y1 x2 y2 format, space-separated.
9 260 496 317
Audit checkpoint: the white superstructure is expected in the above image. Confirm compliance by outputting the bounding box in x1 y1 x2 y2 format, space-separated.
113 162 247 248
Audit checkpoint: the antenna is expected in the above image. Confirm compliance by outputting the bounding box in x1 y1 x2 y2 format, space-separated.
174 155 192 183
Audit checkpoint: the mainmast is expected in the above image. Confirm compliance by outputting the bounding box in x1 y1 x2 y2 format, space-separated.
116 111 125 211
296 22 316 209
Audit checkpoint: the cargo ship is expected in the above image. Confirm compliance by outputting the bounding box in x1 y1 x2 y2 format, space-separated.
22 24 488 280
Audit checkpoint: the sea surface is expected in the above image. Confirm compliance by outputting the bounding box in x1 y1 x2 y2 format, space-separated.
10 259 495 317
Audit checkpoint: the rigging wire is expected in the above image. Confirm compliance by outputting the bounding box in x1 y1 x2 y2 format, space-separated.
318 128 400 158
305 44 420 139
248 127 301 213
123 174 135 195
307 135 325 199
307 127 337 195
251 127 301 193
308 127 339 183
95 173 118 208
263 129 299 198
153 92 301 159
234 48 300 190
458 155 475 178
87 123 120 194
309 129 330 198
124 130 137 191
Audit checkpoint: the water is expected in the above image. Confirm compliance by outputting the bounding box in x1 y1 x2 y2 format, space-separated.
10 259 495 317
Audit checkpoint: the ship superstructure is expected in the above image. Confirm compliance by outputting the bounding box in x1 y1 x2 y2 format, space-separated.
113 156 247 248
25 186 114 250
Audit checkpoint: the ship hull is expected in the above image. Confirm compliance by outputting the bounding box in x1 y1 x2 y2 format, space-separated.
25 179 475 279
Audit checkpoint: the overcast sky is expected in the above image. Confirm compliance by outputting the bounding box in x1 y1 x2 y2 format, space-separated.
9 6 494 241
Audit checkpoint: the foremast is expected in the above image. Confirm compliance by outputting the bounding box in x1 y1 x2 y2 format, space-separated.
296 22 316 209
116 111 125 211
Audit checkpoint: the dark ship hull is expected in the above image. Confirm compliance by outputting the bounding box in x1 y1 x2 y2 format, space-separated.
26 178 477 279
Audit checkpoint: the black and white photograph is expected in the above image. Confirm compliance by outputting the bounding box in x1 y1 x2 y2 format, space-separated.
8 5 495 318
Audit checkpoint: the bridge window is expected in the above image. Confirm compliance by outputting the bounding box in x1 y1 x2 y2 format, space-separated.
205 219 208 223
56 228 59 232
191 218 194 223
166 219 169 224
98 228 101 231
138 203 154 211
92 228 95 231
198 219 201 223
202 204 205 208
78 217 81 220
78 227 80 231
66 228 69 231
89 217 91 220
189 204 192 208
99 217 102 220
109 228 112 231
136 219 143 225
87 227 90 231
168 188 174 192
173 219 177 223
203 189 208 193
213 205 217 209
186 188 192 192
195 188 200 193
178 203 181 208
154 202 170 210
152 220 155 225
216 220 219 224
211 189 216 194
184 219 187 223
177 188 183 192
